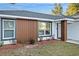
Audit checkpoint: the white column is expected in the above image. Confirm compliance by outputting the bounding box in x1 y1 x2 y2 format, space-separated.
52 21 57 39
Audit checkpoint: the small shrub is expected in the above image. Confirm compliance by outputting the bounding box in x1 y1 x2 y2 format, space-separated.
29 39 35 44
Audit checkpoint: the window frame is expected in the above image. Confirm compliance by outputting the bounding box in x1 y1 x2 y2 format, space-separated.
2 19 15 39
38 21 52 37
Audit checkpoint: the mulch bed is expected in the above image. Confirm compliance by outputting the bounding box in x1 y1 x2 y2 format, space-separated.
24 40 56 48
0 40 56 52
38 40 56 45
0 43 25 52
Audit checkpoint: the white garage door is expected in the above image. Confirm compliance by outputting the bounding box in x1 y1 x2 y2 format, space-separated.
58 22 79 41
68 22 79 40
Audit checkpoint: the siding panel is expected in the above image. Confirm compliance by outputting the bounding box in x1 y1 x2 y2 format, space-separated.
16 19 38 44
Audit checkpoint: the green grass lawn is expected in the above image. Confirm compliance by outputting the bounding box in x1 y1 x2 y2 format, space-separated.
0 40 79 56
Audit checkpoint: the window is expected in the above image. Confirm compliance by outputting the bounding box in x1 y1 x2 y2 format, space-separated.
38 22 52 36
2 19 15 39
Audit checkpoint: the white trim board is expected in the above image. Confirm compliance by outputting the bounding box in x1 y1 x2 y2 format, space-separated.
58 18 74 21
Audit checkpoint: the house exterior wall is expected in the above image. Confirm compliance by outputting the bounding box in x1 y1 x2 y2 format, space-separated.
0 17 58 44
58 24 61 39
16 19 38 44
52 22 57 39
58 21 79 41
38 21 57 41
0 18 1 41
0 18 16 45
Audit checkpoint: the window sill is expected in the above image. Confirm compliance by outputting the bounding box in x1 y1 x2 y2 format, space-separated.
38 35 52 37
1 38 16 41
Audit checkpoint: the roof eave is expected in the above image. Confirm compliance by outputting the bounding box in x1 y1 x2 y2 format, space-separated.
0 14 55 21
